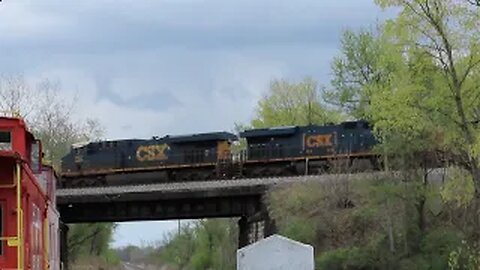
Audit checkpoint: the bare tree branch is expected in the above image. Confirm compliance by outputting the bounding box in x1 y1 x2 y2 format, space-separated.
466 0 480 7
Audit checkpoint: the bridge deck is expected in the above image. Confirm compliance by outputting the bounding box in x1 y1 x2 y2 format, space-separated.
57 174 373 203
56 171 446 223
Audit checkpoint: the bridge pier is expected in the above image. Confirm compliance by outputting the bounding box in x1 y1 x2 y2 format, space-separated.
60 222 69 270
238 207 277 248
238 216 249 248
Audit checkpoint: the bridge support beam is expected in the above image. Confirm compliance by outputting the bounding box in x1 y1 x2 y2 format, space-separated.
60 222 69 270
238 207 277 249
238 216 249 248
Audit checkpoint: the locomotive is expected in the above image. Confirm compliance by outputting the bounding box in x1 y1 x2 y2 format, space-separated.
60 120 379 188
0 116 61 270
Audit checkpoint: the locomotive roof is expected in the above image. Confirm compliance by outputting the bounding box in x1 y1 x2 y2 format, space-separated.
77 132 237 148
240 126 299 138
240 120 371 138
163 131 237 143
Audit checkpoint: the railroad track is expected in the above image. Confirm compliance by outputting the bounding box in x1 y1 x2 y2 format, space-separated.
57 169 448 198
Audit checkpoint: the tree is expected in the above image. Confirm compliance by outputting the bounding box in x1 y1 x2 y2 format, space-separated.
0 75 104 169
466 0 480 7
325 28 396 119
158 219 237 270
326 0 480 255
251 77 344 128
372 0 480 192
68 223 117 261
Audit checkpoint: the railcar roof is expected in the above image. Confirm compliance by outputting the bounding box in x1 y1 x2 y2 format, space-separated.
163 131 237 143
77 132 237 149
240 120 371 138
240 126 299 138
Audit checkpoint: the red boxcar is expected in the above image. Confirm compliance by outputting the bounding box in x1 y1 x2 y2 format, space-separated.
0 116 60 270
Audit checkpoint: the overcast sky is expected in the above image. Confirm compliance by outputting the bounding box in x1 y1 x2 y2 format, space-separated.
0 0 387 247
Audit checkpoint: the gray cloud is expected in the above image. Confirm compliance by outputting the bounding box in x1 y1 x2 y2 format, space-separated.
1 0 381 53
0 0 386 139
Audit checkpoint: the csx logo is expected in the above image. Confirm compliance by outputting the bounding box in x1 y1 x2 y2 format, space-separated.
305 134 333 148
136 144 169 162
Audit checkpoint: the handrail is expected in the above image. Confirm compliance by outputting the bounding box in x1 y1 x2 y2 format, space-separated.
43 216 49 270
0 165 21 270
16 162 24 270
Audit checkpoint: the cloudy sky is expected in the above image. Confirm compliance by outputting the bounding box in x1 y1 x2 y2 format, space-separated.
0 0 388 247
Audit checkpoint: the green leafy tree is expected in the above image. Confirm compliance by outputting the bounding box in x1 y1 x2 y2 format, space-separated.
68 223 117 261
373 0 480 191
326 28 395 119
158 219 237 270
251 77 344 128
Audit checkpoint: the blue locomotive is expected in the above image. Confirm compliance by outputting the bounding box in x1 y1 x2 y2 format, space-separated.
60 120 378 187
240 120 377 177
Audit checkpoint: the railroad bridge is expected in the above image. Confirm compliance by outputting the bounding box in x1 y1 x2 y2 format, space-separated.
57 176 289 248
56 171 444 269
57 175 329 249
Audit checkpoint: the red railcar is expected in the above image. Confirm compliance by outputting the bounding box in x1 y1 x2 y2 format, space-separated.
0 116 60 270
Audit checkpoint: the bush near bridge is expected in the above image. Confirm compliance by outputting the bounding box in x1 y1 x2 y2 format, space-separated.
267 170 479 269
144 169 480 270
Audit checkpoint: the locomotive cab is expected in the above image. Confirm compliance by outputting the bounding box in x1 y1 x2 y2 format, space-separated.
337 120 376 154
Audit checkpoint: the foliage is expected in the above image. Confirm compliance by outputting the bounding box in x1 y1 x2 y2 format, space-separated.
251 77 344 128
316 247 369 270
68 223 118 262
156 219 237 270
266 173 478 269
440 167 475 207
448 241 480 270
325 28 394 119
0 75 104 169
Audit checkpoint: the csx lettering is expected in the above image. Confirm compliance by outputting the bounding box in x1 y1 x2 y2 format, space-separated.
136 144 169 161
306 134 333 148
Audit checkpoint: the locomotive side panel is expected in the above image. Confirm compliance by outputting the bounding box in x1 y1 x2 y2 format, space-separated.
335 121 377 156
240 121 378 176
60 132 237 186
241 124 340 162
301 125 338 157
241 127 300 161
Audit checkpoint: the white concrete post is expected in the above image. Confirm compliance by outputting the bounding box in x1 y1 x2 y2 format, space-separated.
237 234 314 270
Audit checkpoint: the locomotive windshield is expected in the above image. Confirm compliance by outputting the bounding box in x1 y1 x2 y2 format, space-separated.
0 131 12 151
